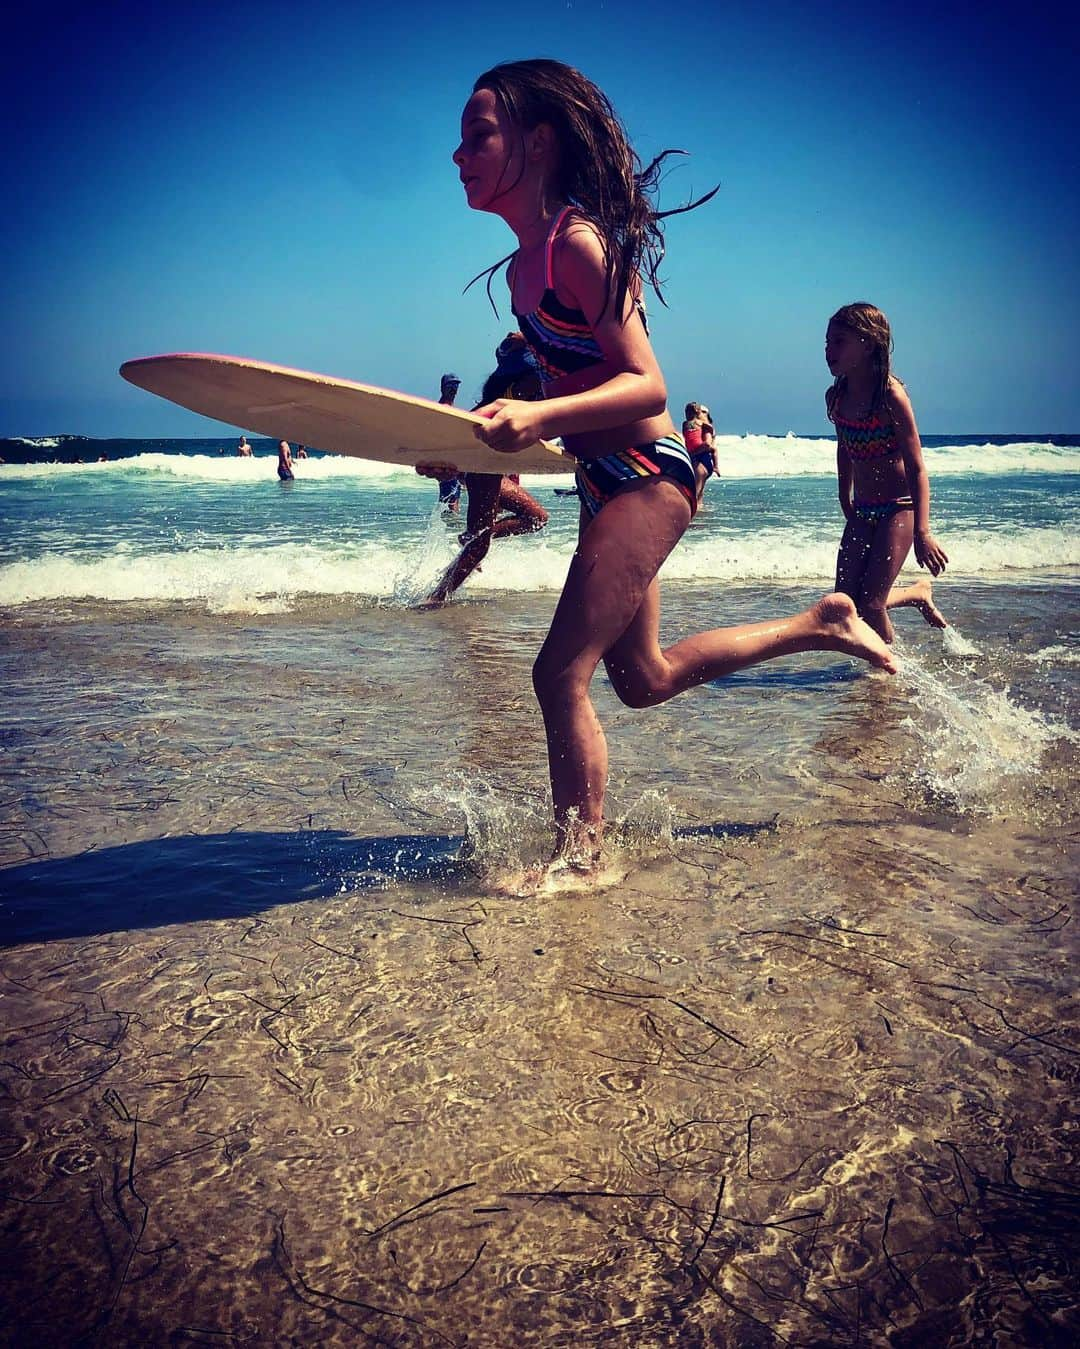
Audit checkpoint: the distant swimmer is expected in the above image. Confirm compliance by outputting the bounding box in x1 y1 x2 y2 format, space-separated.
826 303 948 640
436 373 463 514
237 436 253 457
276 439 295 481
421 335 549 604
295 444 309 459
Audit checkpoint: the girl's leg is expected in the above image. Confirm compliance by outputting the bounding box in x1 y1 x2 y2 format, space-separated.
533 482 692 857
533 480 896 857
885 576 947 628
603 577 895 708
855 511 915 642
462 475 501 542
836 510 945 633
835 515 874 601
426 477 501 604
490 480 549 539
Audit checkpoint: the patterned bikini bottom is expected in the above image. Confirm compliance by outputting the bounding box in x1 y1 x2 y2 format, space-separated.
574 435 697 520
852 496 914 524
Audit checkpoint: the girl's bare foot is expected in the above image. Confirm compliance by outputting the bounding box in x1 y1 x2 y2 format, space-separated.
812 593 898 673
503 818 603 894
554 816 603 871
897 577 948 628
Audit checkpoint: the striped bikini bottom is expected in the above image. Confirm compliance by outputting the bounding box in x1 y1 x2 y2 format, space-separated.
574 435 697 520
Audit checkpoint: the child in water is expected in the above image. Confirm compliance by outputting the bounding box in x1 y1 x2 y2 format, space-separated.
825 303 948 641
455 59 895 871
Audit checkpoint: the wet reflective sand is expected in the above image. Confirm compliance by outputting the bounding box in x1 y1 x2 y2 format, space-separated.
1 584 1076 1346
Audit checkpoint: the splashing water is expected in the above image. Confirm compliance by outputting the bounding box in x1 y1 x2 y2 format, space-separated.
894 638 1073 814
409 774 683 893
941 625 980 657
414 774 549 876
612 789 675 847
390 501 458 606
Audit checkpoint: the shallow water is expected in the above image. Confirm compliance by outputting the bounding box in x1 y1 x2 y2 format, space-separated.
1 581 1076 1345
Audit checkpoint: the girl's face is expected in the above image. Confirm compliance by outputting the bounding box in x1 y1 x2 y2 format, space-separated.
825 322 871 378
453 88 522 213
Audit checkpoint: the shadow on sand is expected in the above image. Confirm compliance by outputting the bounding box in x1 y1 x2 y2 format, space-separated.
0 829 465 947
709 662 861 689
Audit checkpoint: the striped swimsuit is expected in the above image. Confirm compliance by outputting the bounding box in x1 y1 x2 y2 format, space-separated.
513 206 697 519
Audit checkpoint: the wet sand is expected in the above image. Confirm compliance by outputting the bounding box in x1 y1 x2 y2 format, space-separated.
1 584 1077 1346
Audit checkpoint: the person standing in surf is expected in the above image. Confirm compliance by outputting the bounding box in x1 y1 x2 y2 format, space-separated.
276 439 295 481
435 374 464 515
826 303 948 641
682 401 719 506
454 59 896 872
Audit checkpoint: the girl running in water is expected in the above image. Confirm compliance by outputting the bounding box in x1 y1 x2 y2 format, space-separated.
826 302 948 641
455 59 895 871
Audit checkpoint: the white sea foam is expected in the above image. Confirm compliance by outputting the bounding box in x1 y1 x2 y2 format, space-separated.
0 453 424 483
699 436 1080 479
206 589 292 616
0 543 410 609
659 525 1079 582
1 521 1076 608
1027 644 1080 665
3 438 1077 481
465 524 1077 590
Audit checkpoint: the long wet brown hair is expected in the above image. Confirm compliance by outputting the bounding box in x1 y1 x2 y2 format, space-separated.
466 59 718 318
828 302 897 414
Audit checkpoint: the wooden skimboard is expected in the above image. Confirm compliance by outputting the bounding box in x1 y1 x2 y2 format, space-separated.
119 353 570 474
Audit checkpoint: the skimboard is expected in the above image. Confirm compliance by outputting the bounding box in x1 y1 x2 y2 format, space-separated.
119 353 570 474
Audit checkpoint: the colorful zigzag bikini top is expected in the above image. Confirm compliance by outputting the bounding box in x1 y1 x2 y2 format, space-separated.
512 206 646 388
829 388 901 461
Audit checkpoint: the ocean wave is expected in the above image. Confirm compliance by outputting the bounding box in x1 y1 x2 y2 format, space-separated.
0 452 426 484
1 525 1075 608
709 435 1080 479
2 438 1077 482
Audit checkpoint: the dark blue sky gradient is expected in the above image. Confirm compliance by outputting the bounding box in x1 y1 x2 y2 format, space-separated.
3 0 1077 435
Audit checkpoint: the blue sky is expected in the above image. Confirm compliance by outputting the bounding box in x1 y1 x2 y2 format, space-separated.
3 0 1077 436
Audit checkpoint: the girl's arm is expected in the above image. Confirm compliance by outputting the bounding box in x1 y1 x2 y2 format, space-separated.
829 390 853 519
474 223 667 451
887 380 948 574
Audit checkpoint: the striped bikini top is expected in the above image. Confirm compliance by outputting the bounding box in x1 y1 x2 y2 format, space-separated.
829 390 900 461
512 206 644 388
